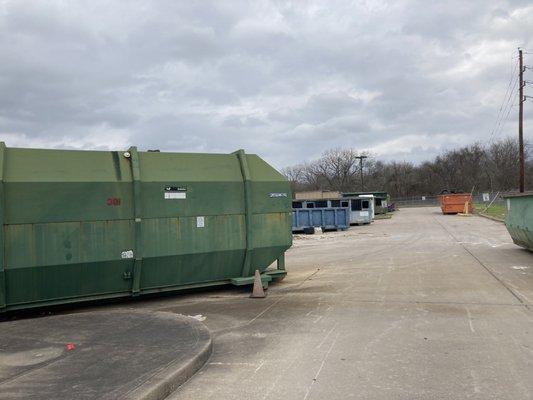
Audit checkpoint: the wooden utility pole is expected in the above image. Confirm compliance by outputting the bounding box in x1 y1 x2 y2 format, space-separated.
519 48 525 192
355 155 368 191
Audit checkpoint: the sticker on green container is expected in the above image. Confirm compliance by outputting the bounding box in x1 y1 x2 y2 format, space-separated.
165 192 186 199
121 250 134 259
164 185 187 199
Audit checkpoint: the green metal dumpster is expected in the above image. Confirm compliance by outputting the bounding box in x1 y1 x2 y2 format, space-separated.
0 144 292 312
503 192 533 251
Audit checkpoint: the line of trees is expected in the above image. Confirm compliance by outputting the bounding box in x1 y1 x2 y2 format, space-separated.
281 138 532 198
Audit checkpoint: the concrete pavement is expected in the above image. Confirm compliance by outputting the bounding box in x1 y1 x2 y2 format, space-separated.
148 207 532 400
0 311 212 400
2 207 532 399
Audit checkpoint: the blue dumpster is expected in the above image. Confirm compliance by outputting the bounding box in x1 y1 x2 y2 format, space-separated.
292 207 350 232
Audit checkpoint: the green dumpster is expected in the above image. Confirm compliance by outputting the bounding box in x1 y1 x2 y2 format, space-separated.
0 144 292 312
503 192 533 251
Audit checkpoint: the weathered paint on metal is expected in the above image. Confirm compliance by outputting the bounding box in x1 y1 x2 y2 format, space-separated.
292 207 350 231
128 146 143 296
347 196 374 225
342 191 389 215
234 149 253 278
503 192 533 251
439 193 473 215
0 144 292 312
0 142 6 309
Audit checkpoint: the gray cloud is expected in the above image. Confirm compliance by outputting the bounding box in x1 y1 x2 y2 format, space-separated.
1 0 532 168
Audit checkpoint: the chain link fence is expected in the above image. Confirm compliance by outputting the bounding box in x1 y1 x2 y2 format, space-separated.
391 192 506 209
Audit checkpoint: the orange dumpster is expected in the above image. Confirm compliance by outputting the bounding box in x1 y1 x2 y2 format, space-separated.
439 193 473 214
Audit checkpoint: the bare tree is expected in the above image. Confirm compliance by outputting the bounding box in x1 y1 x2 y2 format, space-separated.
486 137 519 191
281 164 306 193
282 138 530 198
317 148 360 191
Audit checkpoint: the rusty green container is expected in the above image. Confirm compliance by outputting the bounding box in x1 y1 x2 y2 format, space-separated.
504 192 533 251
0 144 292 312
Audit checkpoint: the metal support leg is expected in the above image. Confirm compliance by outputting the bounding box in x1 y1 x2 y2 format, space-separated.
277 253 285 271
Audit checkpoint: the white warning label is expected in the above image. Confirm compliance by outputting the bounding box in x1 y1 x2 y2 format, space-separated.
164 192 186 199
196 216 205 228
121 250 134 259
269 192 288 198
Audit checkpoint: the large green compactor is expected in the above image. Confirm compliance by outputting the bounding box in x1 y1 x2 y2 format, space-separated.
0 144 292 312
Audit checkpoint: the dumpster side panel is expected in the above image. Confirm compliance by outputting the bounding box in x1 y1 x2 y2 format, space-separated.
134 152 249 289
138 152 245 219
1 146 292 312
5 147 134 224
4 149 135 307
337 209 350 227
342 192 388 214
505 194 533 251
324 209 335 227
251 212 292 268
247 155 292 269
140 215 246 289
4 220 135 306
292 207 349 231
345 197 373 224
439 194 473 214
294 209 311 228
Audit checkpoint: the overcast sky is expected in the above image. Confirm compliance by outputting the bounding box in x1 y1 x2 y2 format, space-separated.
1 1 532 168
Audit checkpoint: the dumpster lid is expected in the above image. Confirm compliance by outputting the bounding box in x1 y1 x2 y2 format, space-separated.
502 191 533 198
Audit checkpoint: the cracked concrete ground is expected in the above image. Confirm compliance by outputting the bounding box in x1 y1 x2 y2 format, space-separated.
60 207 533 399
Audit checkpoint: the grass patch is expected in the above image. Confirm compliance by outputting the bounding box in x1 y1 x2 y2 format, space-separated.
474 203 506 221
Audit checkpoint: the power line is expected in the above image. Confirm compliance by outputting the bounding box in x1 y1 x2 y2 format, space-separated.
492 78 519 141
487 49 533 149
493 65 518 136
495 99 518 139
488 56 519 144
